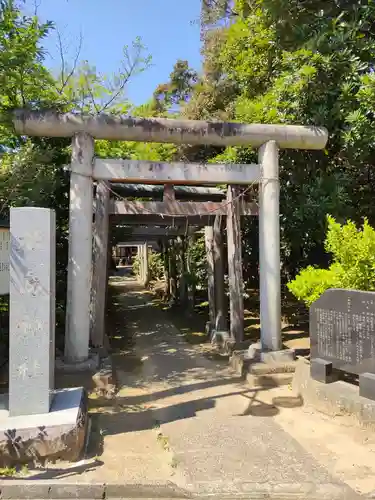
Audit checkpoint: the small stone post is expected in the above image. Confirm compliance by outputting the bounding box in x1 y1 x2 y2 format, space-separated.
65 133 94 363
226 185 244 343
9 207 56 416
258 140 282 351
91 181 110 347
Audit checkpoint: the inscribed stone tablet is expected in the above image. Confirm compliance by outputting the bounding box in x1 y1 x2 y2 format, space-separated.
9 208 56 417
310 288 375 376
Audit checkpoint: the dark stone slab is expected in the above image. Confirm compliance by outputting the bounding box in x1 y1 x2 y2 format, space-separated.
310 358 338 384
310 289 375 380
359 372 375 400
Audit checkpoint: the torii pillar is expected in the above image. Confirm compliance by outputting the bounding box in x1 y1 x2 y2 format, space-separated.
65 133 94 363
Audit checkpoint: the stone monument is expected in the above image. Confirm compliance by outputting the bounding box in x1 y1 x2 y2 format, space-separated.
0 207 88 466
9 207 55 416
310 288 375 400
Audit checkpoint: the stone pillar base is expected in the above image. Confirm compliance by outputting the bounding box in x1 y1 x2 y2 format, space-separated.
0 387 88 467
56 353 99 373
229 345 297 388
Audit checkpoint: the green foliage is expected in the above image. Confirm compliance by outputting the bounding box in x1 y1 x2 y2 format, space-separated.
133 251 165 281
0 1 155 340
186 234 207 288
178 0 375 282
0 0 56 149
288 216 375 306
153 60 198 112
287 266 339 306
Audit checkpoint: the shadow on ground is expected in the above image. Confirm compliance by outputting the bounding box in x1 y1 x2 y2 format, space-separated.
87 278 304 459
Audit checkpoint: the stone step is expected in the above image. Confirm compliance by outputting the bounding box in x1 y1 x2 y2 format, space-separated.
246 360 298 388
246 371 295 388
249 360 298 375
229 349 298 379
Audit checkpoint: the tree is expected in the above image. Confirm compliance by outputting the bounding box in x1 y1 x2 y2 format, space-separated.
153 60 198 113
182 0 375 283
0 1 153 339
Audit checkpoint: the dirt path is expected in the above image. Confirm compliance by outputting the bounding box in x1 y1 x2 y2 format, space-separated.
23 278 375 496
92 280 369 496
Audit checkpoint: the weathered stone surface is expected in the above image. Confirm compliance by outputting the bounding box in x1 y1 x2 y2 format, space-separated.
92 356 117 399
0 482 50 499
104 482 192 498
0 388 87 467
293 358 375 429
9 207 56 417
48 484 105 499
0 482 106 499
0 480 359 499
230 349 297 383
246 359 297 388
246 371 294 388
310 288 375 377
260 348 295 364
249 360 297 375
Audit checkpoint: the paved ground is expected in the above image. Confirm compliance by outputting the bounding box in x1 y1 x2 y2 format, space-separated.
23 278 375 497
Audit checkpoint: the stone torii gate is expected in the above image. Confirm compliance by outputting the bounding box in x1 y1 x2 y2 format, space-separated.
13 111 328 366
110 181 256 339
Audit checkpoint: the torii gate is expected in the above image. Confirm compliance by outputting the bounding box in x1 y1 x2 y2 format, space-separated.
13 111 328 365
109 181 256 336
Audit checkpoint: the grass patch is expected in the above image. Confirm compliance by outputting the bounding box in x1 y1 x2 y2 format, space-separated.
0 467 17 477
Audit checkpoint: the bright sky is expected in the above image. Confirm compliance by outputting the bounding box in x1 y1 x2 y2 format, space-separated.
23 0 202 105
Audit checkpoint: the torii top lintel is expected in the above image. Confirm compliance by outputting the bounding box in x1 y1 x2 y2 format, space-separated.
13 110 328 150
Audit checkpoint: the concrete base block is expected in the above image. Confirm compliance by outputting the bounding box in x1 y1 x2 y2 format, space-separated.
246 360 297 388
293 358 375 429
56 353 99 373
0 387 88 466
260 348 296 364
230 349 297 384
